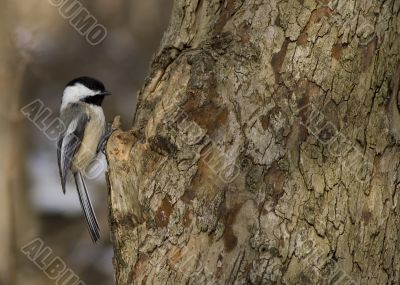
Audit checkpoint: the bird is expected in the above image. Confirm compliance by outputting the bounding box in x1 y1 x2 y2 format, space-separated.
57 76 111 242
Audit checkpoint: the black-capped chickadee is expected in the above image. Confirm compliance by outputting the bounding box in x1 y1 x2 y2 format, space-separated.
57 76 111 242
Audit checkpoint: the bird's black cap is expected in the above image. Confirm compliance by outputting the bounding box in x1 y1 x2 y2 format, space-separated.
66 76 107 93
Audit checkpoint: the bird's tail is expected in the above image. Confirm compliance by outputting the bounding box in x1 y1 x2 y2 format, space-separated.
73 172 101 243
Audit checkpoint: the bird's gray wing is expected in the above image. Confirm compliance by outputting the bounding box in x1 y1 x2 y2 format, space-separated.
57 110 88 194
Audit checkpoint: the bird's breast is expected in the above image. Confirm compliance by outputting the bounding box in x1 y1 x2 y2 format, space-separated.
72 106 105 172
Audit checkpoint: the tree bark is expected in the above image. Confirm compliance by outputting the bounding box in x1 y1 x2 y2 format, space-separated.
106 0 400 284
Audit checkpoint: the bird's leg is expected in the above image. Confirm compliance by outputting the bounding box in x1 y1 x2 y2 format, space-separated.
97 122 116 154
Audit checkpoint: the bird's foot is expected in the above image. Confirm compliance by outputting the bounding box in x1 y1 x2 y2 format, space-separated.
98 122 117 154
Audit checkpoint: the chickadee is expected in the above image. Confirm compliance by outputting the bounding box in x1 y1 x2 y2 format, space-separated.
57 76 111 242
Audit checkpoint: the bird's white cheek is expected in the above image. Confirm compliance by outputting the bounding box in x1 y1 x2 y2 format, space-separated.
61 83 99 111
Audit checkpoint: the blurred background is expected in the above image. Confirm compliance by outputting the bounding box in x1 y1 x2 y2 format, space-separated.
0 0 172 284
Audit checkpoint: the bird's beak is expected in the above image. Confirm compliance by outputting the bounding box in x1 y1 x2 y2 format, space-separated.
101 91 112 96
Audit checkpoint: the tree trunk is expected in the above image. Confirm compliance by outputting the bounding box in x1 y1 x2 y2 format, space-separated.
0 2 42 285
106 0 400 284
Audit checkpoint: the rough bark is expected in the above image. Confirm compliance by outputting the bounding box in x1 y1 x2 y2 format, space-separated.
106 0 400 284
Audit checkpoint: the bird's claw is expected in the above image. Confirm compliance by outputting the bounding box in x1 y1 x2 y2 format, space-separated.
98 122 117 154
